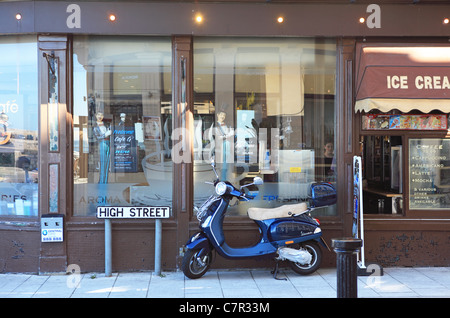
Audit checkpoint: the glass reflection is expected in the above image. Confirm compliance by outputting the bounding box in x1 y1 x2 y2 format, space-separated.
0 36 39 217
73 36 172 216
193 38 337 216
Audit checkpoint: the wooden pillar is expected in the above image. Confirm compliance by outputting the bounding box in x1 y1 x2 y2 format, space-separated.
172 36 194 268
38 35 69 273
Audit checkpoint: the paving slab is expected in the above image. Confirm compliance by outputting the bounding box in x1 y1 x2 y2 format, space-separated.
0 267 449 298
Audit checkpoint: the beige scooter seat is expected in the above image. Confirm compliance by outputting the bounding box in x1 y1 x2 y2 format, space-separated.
247 202 308 221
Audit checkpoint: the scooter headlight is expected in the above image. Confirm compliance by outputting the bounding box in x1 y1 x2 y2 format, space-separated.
215 182 228 195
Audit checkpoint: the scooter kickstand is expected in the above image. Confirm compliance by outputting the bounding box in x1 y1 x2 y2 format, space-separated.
271 261 287 281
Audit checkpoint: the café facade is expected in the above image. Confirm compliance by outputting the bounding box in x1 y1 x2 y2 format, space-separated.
0 1 449 273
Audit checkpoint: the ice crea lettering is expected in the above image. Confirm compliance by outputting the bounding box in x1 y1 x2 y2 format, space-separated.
387 75 450 90
415 75 450 89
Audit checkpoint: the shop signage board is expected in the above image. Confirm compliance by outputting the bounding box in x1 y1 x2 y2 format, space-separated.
96 206 170 219
409 138 450 210
112 125 138 172
352 156 365 269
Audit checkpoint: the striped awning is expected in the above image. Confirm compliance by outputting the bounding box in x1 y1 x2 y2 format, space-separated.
355 43 450 113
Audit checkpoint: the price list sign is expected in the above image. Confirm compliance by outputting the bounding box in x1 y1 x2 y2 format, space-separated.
409 139 450 210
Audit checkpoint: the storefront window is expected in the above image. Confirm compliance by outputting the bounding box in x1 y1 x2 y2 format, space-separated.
409 138 450 210
73 36 172 216
193 38 337 216
362 133 404 214
361 112 450 214
0 36 39 217
355 42 450 216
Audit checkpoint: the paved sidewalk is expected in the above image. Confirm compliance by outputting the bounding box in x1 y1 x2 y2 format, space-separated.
1 267 450 298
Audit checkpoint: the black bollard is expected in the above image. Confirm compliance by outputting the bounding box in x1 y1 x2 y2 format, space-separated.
331 237 362 298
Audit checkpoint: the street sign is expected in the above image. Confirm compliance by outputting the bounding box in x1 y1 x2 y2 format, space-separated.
96 206 170 219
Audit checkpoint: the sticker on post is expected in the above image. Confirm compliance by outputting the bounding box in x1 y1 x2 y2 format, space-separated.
96 206 170 219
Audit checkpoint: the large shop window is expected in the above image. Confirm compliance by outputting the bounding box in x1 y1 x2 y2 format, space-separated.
193 38 337 216
73 36 172 216
356 43 450 215
0 36 39 217
361 113 450 214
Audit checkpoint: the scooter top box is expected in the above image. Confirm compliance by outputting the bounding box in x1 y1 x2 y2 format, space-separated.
310 183 337 208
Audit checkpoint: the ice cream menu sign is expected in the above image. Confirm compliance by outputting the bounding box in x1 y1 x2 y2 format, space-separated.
409 139 450 210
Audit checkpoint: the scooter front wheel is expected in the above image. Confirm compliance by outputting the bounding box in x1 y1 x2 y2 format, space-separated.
181 248 212 279
288 241 322 275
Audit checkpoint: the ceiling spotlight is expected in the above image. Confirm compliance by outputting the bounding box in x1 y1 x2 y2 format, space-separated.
15 13 22 20
195 14 203 24
444 18 450 25
109 14 116 22
359 17 365 24
277 16 284 23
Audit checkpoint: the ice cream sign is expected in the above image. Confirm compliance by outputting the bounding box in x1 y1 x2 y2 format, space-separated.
386 75 450 90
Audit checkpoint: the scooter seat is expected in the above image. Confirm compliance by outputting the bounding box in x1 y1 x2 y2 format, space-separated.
247 202 308 221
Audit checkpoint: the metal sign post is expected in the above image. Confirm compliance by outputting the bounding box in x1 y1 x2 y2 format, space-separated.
154 218 162 276
105 218 112 277
96 206 170 277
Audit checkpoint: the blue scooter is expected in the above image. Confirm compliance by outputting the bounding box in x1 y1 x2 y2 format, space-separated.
181 158 337 279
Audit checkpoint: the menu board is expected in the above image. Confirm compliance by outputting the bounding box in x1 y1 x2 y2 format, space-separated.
113 125 137 172
409 139 450 210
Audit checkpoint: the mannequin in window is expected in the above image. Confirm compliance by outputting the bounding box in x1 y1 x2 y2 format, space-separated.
214 110 233 180
93 112 111 183
118 112 128 126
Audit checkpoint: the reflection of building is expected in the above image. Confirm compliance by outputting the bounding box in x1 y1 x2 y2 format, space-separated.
0 128 39 174
1 1 450 273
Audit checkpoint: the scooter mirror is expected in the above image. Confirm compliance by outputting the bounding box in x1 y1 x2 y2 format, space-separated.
253 177 263 185
209 156 219 179
240 176 263 190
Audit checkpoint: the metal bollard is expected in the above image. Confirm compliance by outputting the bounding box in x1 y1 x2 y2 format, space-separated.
331 237 362 298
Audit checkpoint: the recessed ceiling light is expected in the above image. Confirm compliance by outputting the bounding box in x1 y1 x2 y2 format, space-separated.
195 14 203 23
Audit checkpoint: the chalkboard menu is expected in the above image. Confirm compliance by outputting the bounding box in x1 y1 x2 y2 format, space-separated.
409 139 450 210
113 125 137 172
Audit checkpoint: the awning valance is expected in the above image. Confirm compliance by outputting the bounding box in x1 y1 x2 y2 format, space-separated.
355 43 450 113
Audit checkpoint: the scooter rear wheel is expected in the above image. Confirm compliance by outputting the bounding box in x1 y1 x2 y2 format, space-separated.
181 248 212 279
288 241 322 275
